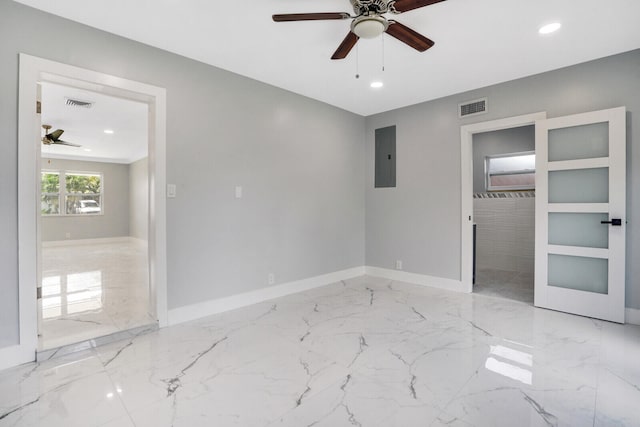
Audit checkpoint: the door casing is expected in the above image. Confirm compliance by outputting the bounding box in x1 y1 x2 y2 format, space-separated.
0 54 168 370
460 112 546 292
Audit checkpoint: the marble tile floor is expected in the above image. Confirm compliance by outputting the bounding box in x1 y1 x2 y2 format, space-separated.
39 240 156 351
474 267 534 304
1 275 639 426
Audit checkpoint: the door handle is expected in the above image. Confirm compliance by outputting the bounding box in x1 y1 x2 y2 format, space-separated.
601 218 622 226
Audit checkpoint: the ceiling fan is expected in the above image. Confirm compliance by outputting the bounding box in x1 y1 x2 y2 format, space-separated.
273 0 446 60
41 124 81 147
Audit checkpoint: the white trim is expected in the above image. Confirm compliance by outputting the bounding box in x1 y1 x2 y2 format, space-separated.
0 345 35 371
168 267 365 326
460 112 546 293
16 54 168 368
547 245 609 259
548 203 609 213
548 157 609 171
626 308 640 325
42 236 133 248
364 266 466 293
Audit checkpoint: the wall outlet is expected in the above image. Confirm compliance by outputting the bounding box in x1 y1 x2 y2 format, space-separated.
268 273 275 285
65 232 71 239
235 186 242 199
395 260 403 270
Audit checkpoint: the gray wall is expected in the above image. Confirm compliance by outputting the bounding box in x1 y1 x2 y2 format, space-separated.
41 158 130 241
129 157 148 241
0 1 365 348
472 126 535 193
365 49 640 310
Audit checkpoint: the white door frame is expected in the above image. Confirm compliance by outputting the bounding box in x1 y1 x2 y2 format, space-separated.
460 112 546 293
2 54 168 370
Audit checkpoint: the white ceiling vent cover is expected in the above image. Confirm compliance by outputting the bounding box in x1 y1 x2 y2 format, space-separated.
459 97 487 118
65 97 94 108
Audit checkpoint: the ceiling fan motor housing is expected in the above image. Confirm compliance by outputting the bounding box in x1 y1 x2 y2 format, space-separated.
350 0 392 15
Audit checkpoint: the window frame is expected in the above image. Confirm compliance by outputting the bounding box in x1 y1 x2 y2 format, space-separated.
485 150 535 192
40 169 104 216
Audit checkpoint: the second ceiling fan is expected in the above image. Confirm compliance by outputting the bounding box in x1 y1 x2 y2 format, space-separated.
273 0 446 60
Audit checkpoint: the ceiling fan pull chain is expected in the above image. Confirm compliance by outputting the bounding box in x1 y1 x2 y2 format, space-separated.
382 34 385 72
355 43 360 79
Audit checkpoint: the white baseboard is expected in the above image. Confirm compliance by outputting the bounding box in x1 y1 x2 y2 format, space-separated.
168 266 366 326
365 266 466 293
626 308 640 325
0 344 35 371
43 236 145 247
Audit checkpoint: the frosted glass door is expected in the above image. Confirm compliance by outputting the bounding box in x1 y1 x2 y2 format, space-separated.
535 107 626 323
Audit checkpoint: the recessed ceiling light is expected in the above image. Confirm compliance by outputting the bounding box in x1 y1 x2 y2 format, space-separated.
370 81 384 89
539 22 561 35
84 149 92 152
103 129 114 134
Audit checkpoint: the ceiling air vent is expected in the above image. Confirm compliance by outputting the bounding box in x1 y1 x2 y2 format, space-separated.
65 97 94 108
459 97 487 118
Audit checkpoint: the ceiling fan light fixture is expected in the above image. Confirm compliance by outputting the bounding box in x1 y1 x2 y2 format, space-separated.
352 16 388 39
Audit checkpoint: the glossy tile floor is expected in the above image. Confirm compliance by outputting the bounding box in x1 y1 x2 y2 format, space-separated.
473 267 534 304
40 240 155 350
2 275 639 426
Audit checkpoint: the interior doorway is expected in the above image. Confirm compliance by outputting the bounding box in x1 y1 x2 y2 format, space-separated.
38 82 154 350
13 54 168 367
471 126 535 304
459 112 546 295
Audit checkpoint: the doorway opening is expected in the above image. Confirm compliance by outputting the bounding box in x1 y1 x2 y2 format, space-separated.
38 82 153 350
459 112 546 297
14 54 167 367
471 126 535 304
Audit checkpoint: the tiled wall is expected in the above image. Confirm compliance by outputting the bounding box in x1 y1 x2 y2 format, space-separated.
474 194 535 275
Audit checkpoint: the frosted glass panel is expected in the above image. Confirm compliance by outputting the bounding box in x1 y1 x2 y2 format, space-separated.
549 213 609 248
548 168 608 203
548 254 608 294
548 122 609 161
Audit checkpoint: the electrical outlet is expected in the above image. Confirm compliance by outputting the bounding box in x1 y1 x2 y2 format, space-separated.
268 273 275 285
65 232 71 239
235 186 243 199
395 260 403 270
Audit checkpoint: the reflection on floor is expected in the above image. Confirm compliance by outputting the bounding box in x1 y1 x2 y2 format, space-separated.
40 239 155 350
2 275 638 426
474 267 534 304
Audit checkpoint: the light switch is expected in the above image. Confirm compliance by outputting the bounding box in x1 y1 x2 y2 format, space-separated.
167 184 176 198
235 186 242 199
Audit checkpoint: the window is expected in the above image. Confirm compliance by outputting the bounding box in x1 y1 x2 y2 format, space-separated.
41 170 103 215
41 171 61 214
485 152 535 191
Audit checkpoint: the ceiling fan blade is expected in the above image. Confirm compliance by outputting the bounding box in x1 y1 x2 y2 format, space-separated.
391 0 446 13
385 21 434 52
53 139 81 147
331 32 360 60
46 129 65 141
273 13 350 22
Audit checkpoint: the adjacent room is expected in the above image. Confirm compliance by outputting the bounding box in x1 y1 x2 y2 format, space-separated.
38 82 154 352
1 0 639 426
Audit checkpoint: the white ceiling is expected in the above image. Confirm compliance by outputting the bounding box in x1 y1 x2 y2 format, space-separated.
41 82 148 164
18 0 640 116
